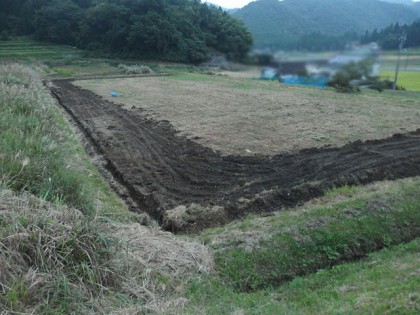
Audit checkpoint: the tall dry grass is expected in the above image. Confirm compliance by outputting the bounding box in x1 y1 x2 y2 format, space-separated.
0 188 118 314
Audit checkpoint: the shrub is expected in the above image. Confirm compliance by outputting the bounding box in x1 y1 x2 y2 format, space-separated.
327 65 361 93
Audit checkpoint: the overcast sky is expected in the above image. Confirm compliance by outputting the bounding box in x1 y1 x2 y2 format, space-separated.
203 0 420 10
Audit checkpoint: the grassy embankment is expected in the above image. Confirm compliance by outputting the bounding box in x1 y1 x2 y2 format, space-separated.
186 238 420 314
184 178 420 313
0 64 214 314
0 63 128 313
0 39 419 313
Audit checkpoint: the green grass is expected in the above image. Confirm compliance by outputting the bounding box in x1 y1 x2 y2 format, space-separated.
207 180 420 291
0 63 132 221
380 70 420 91
183 179 420 313
184 238 420 314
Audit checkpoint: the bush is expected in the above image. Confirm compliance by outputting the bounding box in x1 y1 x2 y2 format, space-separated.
327 59 373 93
327 71 360 93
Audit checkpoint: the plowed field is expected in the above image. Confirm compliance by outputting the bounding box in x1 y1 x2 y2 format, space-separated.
51 79 420 232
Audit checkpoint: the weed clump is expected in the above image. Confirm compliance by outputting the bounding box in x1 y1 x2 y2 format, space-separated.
118 64 154 75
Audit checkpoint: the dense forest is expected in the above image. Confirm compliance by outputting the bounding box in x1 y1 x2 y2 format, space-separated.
234 0 419 49
0 0 253 63
361 20 420 49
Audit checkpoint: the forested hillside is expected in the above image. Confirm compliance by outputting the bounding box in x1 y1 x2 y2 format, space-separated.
235 0 419 48
361 20 420 49
0 0 252 63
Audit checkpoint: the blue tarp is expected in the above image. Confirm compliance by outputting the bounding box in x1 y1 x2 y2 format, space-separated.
281 75 329 88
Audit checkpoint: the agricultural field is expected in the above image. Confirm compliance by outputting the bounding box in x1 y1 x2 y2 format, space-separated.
379 49 420 91
380 70 420 92
76 73 420 155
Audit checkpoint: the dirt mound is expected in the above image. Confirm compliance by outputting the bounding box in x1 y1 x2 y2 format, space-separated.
51 80 420 232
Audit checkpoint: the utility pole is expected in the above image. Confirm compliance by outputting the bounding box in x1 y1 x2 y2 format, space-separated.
393 32 406 90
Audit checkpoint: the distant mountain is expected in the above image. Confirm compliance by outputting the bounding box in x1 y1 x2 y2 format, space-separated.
234 0 420 48
380 0 414 5
413 2 420 14
204 2 239 13
227 8 240 14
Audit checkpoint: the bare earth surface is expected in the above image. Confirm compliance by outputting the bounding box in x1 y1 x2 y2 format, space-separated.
75 74 420 155
51 79 420 232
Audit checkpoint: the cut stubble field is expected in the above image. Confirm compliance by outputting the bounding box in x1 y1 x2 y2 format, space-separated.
76 73 420 156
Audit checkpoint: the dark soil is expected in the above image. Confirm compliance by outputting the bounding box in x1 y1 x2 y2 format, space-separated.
51 79 420 232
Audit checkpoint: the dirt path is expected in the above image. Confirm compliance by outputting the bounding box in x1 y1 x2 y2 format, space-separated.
51 80 420 232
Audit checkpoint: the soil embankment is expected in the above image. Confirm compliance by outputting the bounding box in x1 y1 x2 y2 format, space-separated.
51 79 420 232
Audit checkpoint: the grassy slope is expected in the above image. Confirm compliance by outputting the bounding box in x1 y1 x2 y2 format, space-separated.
185 178 420 313
185 239 420 314
0 63 130 313
0 63 131 221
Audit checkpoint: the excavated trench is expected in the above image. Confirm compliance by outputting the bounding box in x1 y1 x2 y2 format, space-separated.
51 79 420 232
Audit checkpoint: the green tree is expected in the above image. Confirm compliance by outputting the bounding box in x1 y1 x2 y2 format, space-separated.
0 0 254 63
128 12 181 57
78 2 130 52
33 0 82 44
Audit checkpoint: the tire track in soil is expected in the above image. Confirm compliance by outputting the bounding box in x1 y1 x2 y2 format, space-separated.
51 79 420 232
